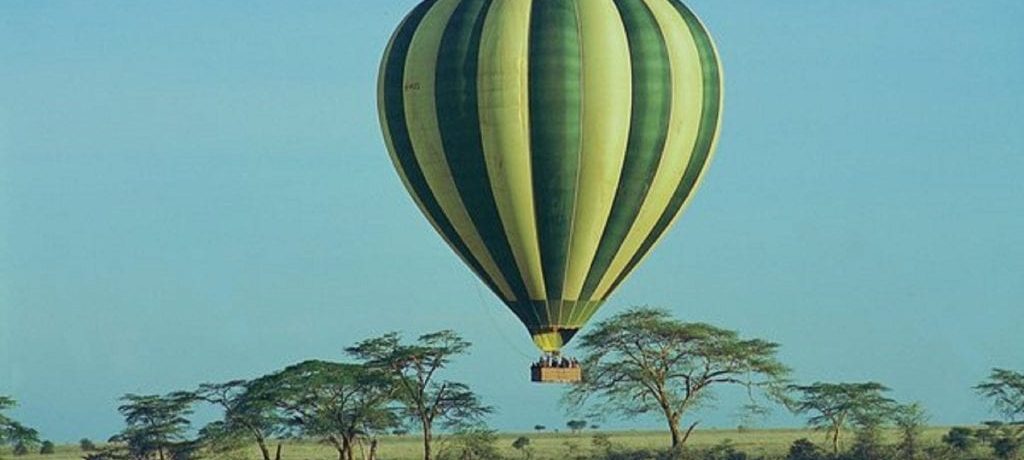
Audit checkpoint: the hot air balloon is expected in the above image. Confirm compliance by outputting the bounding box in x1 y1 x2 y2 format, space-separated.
377 0 722 381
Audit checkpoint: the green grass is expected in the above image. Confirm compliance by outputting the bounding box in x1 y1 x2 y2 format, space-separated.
0 427 955 460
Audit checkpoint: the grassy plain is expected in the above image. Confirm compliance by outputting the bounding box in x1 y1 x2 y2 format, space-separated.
0 427 954 460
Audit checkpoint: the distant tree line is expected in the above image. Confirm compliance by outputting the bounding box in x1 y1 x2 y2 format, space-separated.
558 307 1024 460
3 307 1023 460
67 330 490 460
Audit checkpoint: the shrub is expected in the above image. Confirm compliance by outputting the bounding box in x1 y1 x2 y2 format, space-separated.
978 422 1023 460
80 439 97 452
512 436 530 450
511 436 532 460
942 427 977 452
39 441 56 455
991 436 1022 460
786 438 827 460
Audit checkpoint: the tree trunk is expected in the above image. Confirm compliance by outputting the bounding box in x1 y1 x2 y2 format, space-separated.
831 427 841 454
667 412 683 447
328 436 347 460
367 439 379 460
659 398 692 449
342 436 354 460
255 436 272 460
275 443 282 460
421 418 433 460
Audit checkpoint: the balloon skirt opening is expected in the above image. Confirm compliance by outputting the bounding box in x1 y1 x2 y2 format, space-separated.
530 328 579 352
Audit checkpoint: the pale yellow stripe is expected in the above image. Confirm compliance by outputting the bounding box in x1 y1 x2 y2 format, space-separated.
623 7 725 269
591 0 706 300
561 0 632 302
477 0 546 302
403 0 517 301
378 13 441 245
675 2 726 211
378 12 494 294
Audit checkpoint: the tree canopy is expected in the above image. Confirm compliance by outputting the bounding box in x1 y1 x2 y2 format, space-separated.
0 396 40 449
348 330 491 460
192 380 289 460
563 307 790 447
246 360 398 460
787 382 897 454
976 368 1024 425
110 393 196 460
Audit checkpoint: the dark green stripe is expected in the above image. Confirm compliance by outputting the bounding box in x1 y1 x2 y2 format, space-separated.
434 0 536 315
529 0 582 306
381 0 505 299
605 0 722 297
507 299 604 331
578 0 672 301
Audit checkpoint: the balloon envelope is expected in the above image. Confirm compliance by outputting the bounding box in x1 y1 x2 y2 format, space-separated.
377 0 723 352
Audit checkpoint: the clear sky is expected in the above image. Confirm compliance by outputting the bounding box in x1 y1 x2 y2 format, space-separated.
2 0 1022 442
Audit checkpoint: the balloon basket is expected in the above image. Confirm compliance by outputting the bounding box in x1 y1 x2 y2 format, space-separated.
531 366 582 383
530 356 582 383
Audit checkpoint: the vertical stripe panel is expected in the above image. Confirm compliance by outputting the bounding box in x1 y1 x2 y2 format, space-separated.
403 0 518 301
477 0 549 308
578 0 672 301
587 0 706 301
528 0 582 319
561 0 632 322
604 0 723 297
379 0 506 299
435 0 536 309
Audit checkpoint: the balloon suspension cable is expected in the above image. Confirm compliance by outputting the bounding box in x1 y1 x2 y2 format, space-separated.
470 278 535 360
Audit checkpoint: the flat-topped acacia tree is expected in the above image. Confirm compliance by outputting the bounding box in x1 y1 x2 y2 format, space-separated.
111 393 196 460
191 380 289 460
563 307 790 448
787 382 897 454
246 360 399 460
347 331 491 460
975 368 1024 459
976 368 1024 426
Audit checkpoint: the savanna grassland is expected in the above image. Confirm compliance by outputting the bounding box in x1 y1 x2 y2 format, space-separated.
0 428 955 460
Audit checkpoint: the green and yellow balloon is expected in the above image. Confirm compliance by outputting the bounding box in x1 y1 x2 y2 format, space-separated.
378 0 723 353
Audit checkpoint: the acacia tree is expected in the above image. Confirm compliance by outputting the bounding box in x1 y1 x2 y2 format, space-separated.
563 308 790 448
1 397 40 457
192 380 288 460
110 393 196 460
247 360 398 460
975 368 1024 459
976 368 1024 426
787 382 897 455
893 403 929 460
347 331 492 460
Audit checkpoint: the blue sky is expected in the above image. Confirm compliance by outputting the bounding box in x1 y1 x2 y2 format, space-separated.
2 0 1023 442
